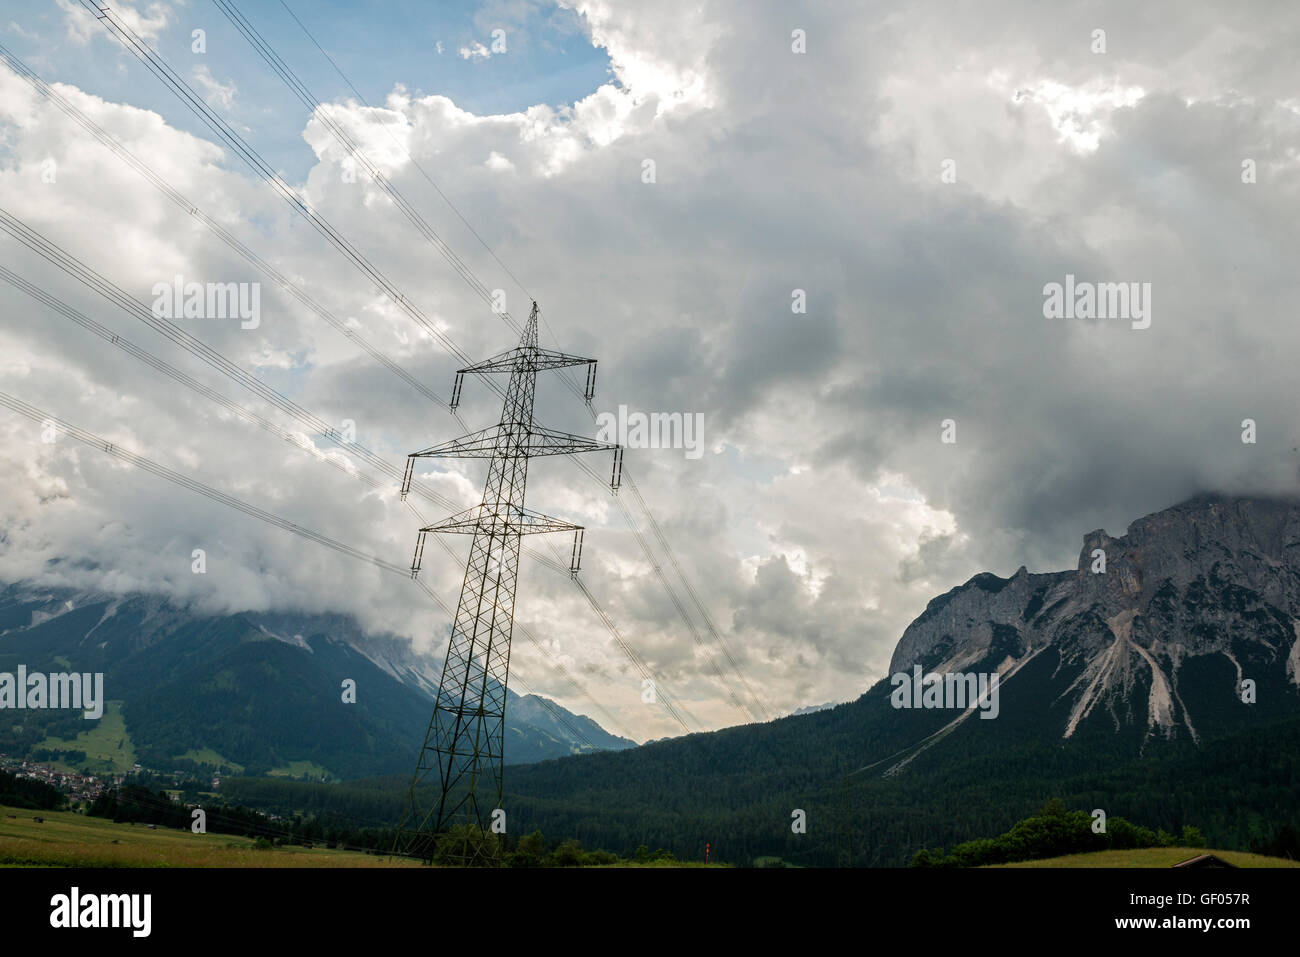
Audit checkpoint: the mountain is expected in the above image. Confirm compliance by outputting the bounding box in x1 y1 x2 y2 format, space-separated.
789 702 838 717
0 581 635 779
496 495 1300 865
889 493 1300 749
510 692 634 753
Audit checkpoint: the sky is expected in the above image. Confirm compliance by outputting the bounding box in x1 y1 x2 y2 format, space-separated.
0 0 1298 743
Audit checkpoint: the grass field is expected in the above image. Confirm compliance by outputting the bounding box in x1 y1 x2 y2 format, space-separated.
35 701 136 774
268 760 332 780
175 748 243 773
991 847 1300 868
0 805 420 868
0 804 729 868
14 805 1282 869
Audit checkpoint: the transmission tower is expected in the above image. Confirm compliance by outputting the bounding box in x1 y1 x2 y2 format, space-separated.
393 302 622 863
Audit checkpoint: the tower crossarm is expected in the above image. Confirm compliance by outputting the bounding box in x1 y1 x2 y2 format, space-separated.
406 424 618 461
419 504 582 537
522 424 619 457
408 425 504 459
458 347 595 375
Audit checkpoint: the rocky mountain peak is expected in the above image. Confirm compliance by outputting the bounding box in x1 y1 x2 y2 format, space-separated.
887 495 1300 743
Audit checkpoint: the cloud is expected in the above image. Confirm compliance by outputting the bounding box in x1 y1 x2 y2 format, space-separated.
3 0 1300 740
55 0 174 46
4 21 39 42
458 42 492 61
191 64 236 112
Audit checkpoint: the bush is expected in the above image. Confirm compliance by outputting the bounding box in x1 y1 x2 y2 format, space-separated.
910 848 937 868
911 801 1197 867
551 839 584 867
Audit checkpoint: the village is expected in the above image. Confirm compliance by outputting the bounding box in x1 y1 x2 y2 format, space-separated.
0 751 223 807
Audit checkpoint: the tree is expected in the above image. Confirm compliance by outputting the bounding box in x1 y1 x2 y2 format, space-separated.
508 830 546 868
552 839 584 867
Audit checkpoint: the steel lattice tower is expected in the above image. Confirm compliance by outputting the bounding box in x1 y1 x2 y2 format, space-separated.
393 302 621 863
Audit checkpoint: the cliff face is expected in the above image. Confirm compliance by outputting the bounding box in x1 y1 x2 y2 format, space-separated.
888 496 1300 742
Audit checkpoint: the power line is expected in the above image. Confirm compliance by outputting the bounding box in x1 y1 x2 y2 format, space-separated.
0 390 407 575
626 477 774 720
0 386 745 822
0 272 663 739
277 0 539 312
0 38 457 419
569 456 762 722
0 210 336 438
0 211 683 743
214 0 518 336
546 540 702 733
0 41 724 726
215 0 518 333
210 0 773 724
68 0 772 733
0 258 636 746
0 208 465 509
75 0 482 374
10 14 769 811
0 263 385 494
0 387 613 753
